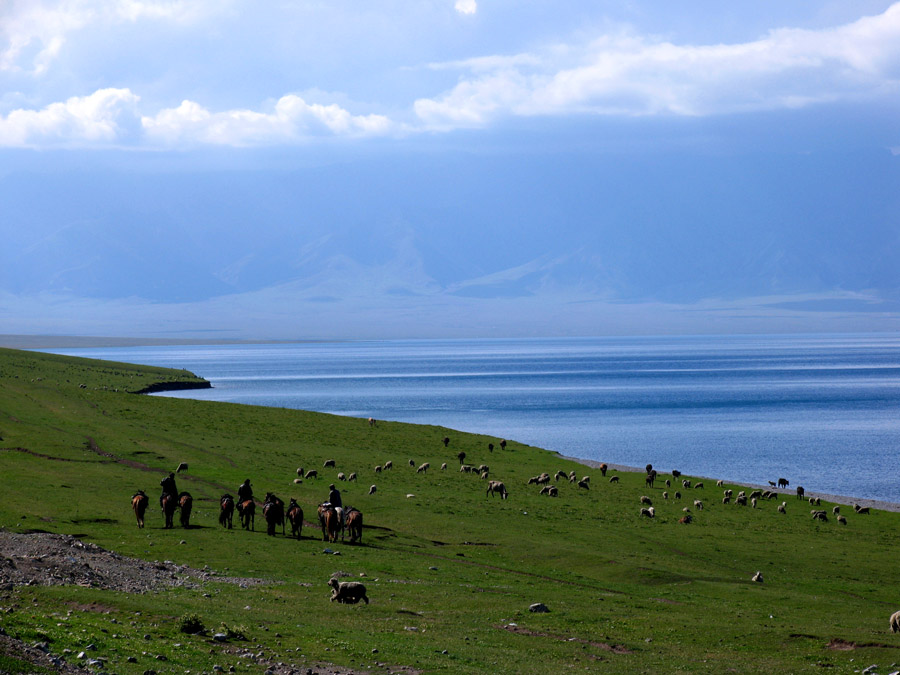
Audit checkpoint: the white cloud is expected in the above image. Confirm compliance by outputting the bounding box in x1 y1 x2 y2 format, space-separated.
455 0 477 16
142 95 394 146
0 87 140 147
416 3 900 127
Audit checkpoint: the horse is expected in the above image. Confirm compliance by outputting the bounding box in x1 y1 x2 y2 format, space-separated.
132 490 148 528
161 492 177 529
345 508 363 544
318 503 339 542
219 494 235 529
178 492 193 528
287 498 304 539
237 499 255 530
263 493 285 536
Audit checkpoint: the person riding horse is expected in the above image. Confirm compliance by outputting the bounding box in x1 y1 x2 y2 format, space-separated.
237 479 254 505
327 483 344 529
159 472 178 508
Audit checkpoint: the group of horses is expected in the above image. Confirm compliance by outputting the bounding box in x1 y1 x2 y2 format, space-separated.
131 488 363 543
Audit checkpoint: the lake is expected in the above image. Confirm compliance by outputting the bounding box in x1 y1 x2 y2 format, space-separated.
45 333 900 503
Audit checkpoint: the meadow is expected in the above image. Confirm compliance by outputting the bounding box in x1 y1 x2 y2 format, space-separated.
1 346 899 674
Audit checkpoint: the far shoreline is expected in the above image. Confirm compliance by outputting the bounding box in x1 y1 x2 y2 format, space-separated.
0 335 338 350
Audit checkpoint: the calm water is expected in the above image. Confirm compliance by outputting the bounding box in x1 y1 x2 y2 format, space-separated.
46 334 900 503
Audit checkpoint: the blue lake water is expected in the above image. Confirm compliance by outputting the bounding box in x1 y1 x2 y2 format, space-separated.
46 333 900 503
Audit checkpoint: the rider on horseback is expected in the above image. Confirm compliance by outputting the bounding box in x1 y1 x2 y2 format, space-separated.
237 478 254 505
159 472 177 508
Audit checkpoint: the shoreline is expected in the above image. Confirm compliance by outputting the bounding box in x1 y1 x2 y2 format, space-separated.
561 454 900 513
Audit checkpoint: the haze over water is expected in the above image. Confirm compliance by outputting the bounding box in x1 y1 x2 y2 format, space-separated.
48 333 900 503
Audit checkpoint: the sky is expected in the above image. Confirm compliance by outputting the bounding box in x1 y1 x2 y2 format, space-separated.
1 0 899 339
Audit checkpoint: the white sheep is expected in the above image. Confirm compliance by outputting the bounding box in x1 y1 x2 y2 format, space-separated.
777 502 786 514
890 610 900 633
693 499 703 511
368 485 377 495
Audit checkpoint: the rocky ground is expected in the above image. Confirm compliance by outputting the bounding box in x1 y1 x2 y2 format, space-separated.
0 531 415 675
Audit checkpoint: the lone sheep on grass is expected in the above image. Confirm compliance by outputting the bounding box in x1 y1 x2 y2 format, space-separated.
328 578 369 605
890 610 900 633
837 514 847 525
175 462 188 473
323 459 336 468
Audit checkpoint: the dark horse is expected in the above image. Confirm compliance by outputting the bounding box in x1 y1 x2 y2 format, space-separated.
219 494 235 529
318 503 339 542
161 492 177 529
286 498 304 540
132 490 148 528
237 499 255 530
263 492 285 536
344 507 363 544
178 492 193 528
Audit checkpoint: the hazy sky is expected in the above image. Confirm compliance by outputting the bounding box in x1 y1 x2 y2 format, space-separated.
1 1 899 339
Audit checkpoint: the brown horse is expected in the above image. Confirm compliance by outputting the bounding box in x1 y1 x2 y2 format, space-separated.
237 499 255 530
132 490 148 528
318 503 339 542
287 498 304 539
345 508 363 544
263 493 285 536
178 492 193 528
219 494 235 529
161 492 177 529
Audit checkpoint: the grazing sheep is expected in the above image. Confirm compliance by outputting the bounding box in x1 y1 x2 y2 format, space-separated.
674 491 681 500
569 473 577 483
348 472 357 482
752 571 763 583
554 470 567 482
736 495 747 506
808 496 820 506
724 489 733 499
750 490 762 501
682 479 692 489
694 482 704 489
832 505 840 515
175 462 188 473
324 459 336 468
368 417 376 426
293 478 303 484
409 459 415 467
441 462 447 470
716 479 724 487
477 464 490 475
609 476 620 483
693 500 704 511
374 465 382 473
662 492 669 500
328 578 369 605
368 485 377 495
682 507 691 513
297 467 304 477
337 472 346 481
671 470 681 479
640 507 654 518
679 514 693 524
486 481 508 499
417 462 430 474
384 461 392 470
737 491 746 499
811 510 828 521
723 497 731 504
577 479 590 490
540 485 558 497
665 479 671 488
777 502 786 514
837 514 847 525
481 471 490 479
889 610 900 633
762 491 775 499
305 469 318 480
599 463 608 477
406 493 415 499
640 496 652 505
751 497 757 509
854 504 870 514
461 465 473 473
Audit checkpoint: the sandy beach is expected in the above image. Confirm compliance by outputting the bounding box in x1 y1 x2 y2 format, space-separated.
563 454 900 513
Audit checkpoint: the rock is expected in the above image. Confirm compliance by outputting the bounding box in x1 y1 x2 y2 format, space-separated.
213 633 228 642
529 603 550 613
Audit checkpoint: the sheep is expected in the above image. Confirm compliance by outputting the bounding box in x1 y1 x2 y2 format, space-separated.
716 480 724 487
752 571 763 583
682 507 691 513
368 485 377 495
537 473 551 485
890 610 900 633
540 485 559 497
679 514 693 524
662 492 668 500
811 510 828 521
693 499 704 511
328 578 369 605
837 514 847 525
384 461 393 470
750 490 762 500
640 496 652 506
735 495 747 506
671 470 681 479
722 496 731 505
640 507 655 518
481 471 490 480
440 462 447 470
477 464 490 475
609 476 619 484
682 479 692 489
665 479 671 488
368 417 376 426
554 470 567 482
175 462 188 473
337 472 346 481
577 479 590 490
305 469 318 480
808 496 820 506
854 505 870 515
348 472 357 482
777 502 786 514
417 462 430 474
674 491 681 500
486 480 508 499
293 478 303 484
374 465 382 473
409 459 415 467
724 489 733 499
694 482 704 490
461 465 473 473
297 467 305 477
751 497 757 509
324 459 336 468
832 505 840 515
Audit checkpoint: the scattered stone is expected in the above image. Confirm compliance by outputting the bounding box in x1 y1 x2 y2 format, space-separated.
529 603 550 613
213 633 228 642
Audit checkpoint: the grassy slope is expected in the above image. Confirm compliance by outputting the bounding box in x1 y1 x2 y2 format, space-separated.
0 347 899 674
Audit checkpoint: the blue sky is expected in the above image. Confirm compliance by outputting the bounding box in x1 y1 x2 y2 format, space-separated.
1 0 899 339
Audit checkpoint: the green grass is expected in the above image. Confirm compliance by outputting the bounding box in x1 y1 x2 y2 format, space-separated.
1 346 899 673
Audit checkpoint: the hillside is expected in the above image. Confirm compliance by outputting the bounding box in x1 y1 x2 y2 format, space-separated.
0 348 899 674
